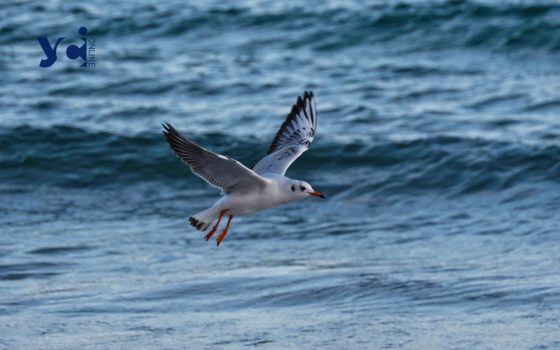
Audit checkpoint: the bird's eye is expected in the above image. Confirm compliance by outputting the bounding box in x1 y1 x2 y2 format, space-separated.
300 186 305 191
291 185 295 192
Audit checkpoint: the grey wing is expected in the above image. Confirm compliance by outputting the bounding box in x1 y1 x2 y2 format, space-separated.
163 122 267 194
253 91 317 175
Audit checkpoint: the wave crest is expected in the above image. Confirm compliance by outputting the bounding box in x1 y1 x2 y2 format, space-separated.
1 126 558 195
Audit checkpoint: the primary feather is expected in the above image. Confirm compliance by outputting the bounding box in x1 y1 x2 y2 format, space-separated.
162 122 266 194
253 91 317 175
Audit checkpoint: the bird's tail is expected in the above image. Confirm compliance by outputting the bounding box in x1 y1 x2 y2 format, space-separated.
188 207 217 231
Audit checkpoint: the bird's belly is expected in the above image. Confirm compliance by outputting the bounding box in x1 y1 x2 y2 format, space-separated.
224 191 288 216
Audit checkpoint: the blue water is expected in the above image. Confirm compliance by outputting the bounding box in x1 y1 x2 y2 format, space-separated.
1 0 560 349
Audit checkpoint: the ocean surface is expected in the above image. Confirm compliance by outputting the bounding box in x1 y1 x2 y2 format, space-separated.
1 0 560 349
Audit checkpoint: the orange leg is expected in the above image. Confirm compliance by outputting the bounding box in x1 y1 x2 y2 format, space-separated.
216 215 234 246
204 209 228 241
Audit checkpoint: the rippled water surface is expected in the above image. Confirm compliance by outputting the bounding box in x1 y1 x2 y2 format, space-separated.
1 0 560 349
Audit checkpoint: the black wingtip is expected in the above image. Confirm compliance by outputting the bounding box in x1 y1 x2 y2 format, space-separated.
264 90 317 155
162 121 171 135
162 122 180 149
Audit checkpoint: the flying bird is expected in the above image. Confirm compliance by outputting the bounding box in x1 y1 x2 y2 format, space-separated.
163 91 324 246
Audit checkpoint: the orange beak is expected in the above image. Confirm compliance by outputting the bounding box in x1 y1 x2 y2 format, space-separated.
309 191 326 199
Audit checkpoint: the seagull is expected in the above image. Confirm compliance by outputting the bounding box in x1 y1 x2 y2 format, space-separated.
162 91 324 246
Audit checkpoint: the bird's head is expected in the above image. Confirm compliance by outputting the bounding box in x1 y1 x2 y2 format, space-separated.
289 180 325 200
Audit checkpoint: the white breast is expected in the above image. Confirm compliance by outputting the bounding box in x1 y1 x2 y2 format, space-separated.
220 175 293 215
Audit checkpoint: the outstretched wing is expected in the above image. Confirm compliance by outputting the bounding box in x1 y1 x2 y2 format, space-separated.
253 91 317 175
163 122 267 194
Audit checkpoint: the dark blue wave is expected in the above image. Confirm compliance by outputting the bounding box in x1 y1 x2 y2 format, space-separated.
1 125 558 194
1 1 559 52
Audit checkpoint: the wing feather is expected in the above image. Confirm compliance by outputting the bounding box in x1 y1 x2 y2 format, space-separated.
163 122 266 193
253 91 317 175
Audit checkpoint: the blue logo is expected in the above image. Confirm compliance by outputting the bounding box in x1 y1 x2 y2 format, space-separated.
37 27 96 68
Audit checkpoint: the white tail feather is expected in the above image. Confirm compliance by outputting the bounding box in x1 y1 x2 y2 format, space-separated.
188 207 218 231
